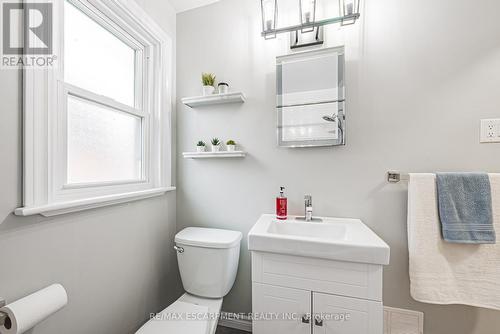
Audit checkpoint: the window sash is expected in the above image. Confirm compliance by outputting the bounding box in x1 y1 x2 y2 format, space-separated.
51 80 155 203
63 0 146 111
59 83 148 189
66 0 145 50
56 0 151 192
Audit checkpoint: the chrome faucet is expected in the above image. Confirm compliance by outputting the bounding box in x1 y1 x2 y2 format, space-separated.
304 195 313 222
295 195 322 222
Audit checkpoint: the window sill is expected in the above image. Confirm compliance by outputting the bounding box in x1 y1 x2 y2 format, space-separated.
14 187 176 217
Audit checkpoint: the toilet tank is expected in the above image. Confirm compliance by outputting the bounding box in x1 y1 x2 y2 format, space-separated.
175 227 242 298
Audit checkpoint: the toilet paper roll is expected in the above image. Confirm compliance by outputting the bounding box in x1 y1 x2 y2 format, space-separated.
0 284 68 334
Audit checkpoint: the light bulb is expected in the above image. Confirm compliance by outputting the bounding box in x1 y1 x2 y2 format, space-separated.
262 0 276 31
301 0 315 22
344 0 354 15
300 0 316 30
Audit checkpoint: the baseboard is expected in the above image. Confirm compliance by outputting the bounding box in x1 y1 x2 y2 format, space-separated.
218 312 252 332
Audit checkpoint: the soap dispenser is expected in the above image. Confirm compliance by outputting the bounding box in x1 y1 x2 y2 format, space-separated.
276 186 288 220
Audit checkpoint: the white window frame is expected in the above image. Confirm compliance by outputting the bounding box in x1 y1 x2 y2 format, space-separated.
15 0 175 217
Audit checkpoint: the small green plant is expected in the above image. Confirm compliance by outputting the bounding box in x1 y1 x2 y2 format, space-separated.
211 137 221 146
196 140 206 147
226 140 236 145
202 73 216 87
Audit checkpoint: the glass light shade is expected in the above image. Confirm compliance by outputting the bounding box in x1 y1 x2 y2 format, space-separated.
300 0 316 32
340 0 360 25
261 0 277 37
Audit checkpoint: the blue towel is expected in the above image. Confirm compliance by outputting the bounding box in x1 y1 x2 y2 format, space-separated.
436 172 495 244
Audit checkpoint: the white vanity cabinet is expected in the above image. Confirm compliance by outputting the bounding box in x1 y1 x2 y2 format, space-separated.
251 252 384 334
248 215 390 334
253 283 311 334
312 293 382 334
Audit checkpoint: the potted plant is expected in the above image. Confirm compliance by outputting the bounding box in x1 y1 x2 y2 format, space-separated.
196 140 206 153
226 140 236 152
211 138 221 152
202 73 216 96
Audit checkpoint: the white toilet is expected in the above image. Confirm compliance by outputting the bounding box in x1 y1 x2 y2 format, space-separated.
136 227 242 334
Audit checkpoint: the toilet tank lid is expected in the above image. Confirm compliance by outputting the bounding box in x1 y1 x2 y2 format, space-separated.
175 227 242 249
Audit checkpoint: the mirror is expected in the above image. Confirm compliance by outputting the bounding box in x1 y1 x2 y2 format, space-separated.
276 46 345 147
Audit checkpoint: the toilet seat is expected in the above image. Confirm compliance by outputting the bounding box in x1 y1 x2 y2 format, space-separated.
136 293 223 334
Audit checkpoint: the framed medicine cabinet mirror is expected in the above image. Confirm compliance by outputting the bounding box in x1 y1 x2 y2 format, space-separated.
276 46 345 147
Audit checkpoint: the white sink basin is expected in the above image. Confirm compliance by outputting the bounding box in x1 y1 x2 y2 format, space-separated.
267 220 347 240
248 214 390 265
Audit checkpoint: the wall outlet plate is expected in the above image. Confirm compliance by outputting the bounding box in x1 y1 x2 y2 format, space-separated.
480 119 500 143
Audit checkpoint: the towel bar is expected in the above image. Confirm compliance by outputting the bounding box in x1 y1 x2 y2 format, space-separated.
387 171 409 183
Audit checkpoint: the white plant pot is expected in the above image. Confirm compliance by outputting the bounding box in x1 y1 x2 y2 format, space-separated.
202 85 215 96
226 145 236 152
218 84 229 94
211 145 220 152
196 146 205 153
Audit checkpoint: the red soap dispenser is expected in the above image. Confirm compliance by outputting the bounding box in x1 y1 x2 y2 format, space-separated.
276 186 288 220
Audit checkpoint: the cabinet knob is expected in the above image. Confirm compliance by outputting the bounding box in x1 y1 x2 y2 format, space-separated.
314 316 323 327
301 314 310 324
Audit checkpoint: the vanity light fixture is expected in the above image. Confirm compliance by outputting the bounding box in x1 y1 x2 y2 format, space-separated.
260 0 278 39
340 0 360 25
299 0 316 33
260 0 361 39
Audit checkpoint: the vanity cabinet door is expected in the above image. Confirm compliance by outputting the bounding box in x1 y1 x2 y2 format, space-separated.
252 283 311 334
312 292 383 334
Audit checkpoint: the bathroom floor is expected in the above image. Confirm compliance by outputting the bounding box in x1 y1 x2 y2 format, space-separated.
216 326 250 334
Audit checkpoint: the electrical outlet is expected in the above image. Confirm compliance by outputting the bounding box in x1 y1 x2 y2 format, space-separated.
480 119 500 143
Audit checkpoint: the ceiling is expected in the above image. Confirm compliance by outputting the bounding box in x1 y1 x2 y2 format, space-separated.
169 0 220 13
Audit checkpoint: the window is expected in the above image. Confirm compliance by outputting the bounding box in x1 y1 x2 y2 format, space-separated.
64 1 136 106
66 94 142 184
16 0 174 217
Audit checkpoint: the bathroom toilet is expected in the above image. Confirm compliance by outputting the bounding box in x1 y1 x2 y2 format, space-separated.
136 227 242 334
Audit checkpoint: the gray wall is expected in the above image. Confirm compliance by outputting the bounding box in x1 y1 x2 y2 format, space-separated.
176 0 500 333
0 1 182 334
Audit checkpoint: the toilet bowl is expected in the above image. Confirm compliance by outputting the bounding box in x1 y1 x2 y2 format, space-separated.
136 227 242 334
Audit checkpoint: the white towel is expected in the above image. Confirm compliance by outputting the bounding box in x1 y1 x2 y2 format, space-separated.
408 173 500 310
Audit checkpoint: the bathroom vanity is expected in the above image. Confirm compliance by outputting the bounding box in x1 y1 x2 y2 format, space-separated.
248 214 390 334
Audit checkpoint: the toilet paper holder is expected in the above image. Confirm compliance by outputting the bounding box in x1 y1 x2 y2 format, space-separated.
0 285 67 332
0 298 7 326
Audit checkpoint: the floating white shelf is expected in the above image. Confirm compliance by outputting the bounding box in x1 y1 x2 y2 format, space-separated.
183 151 247 159
181 92 246 108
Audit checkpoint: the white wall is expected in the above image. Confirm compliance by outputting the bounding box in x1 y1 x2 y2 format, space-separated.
0 1 182 334
176 0 500 333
